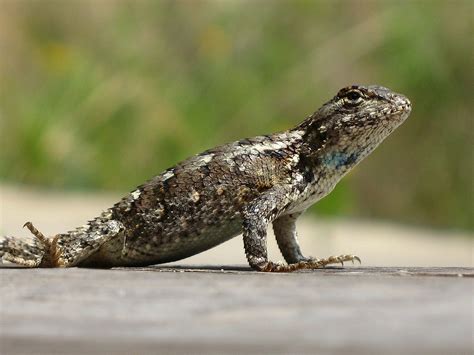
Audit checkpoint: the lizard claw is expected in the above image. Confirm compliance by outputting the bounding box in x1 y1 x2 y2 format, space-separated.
343 254 361 265
319 254 361 268
23 221 48 244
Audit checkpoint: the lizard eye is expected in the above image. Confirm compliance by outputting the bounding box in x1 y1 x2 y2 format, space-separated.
345 90 362 103
343 90 363 106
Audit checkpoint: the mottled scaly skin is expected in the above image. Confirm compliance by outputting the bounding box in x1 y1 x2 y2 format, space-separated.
0 85 411 271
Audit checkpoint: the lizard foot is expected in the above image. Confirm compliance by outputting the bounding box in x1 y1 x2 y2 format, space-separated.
22 222 62 267
257 254 361 272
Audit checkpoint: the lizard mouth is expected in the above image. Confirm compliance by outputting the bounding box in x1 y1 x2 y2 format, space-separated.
393 95 412 116
376 95 411 127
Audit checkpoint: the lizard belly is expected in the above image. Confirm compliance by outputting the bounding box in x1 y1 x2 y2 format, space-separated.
88 218 243 267
141 218 243 265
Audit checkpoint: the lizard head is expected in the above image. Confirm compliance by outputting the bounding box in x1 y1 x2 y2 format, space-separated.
299 85 412 171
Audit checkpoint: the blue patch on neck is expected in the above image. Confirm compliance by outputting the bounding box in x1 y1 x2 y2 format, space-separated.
321 152 358 169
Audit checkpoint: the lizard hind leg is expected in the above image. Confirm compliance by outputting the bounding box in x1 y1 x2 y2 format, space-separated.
0 222 61 268
2 218 126 268
23 222 62 267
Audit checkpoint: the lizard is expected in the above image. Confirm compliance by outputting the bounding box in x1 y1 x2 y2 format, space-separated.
0 85 411 272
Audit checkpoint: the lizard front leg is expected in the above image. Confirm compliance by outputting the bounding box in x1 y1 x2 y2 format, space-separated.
243 188 360 272
242 186 302 271
273 212 308 264
272 213 361 270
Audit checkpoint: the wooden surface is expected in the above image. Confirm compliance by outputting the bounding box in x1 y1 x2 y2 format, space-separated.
1 266 472 355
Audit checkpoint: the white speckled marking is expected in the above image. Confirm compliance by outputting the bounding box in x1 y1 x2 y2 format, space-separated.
199 154 214 164
162 171 175 181
131 189 141 200
190 189 200 203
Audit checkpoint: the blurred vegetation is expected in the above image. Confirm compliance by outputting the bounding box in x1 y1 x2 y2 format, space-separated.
0 0 472 230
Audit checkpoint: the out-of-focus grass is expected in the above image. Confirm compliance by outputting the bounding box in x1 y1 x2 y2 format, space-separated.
0 0 472 230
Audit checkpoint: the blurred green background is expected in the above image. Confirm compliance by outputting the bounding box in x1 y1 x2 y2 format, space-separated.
0 0 472 230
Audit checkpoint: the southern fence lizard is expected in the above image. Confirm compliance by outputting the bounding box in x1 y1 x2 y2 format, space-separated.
0 85 411 272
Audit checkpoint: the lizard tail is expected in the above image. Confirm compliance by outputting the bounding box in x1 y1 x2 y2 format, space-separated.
0 234 45 267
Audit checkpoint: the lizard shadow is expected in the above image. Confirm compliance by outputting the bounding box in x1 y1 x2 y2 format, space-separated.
0 263 346 273
110 264 349 273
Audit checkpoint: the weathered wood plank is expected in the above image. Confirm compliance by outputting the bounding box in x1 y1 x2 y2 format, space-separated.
1 266 472 355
